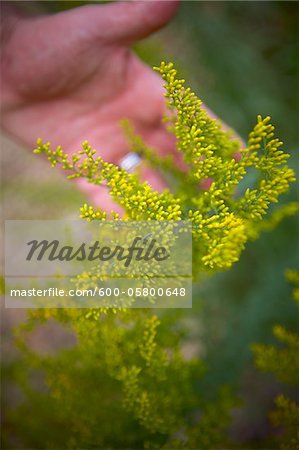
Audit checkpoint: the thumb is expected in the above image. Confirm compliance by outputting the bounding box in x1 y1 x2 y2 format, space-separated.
80 0 180 44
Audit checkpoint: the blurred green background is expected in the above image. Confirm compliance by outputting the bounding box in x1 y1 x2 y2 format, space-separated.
3 1 299 446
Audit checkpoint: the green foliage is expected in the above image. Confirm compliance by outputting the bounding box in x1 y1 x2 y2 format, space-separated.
7 308 237 449
252 271 299 450
253 324 299 385
252 271 299 385
270 396 299 450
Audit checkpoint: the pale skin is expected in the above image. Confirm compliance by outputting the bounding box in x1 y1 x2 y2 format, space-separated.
1 0 231 211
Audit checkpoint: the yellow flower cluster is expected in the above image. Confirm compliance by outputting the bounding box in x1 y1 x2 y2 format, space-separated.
34 62 296 273
155 62 296 271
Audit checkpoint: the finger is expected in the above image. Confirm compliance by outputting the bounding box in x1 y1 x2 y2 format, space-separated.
76 179 124 214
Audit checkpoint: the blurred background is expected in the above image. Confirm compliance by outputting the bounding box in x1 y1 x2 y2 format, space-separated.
2 1 299 447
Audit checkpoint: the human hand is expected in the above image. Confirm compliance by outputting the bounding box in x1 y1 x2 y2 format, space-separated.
1 1 180 210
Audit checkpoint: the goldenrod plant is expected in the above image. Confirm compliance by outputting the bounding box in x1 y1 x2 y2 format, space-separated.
4 63 297 449
34 62 296 273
